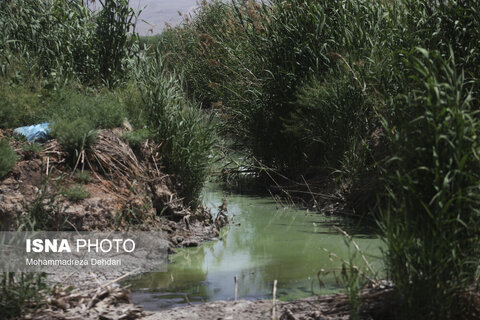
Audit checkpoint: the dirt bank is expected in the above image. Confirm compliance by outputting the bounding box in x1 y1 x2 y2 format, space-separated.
142 284 394 320
0 128 225 246
1 128 229 319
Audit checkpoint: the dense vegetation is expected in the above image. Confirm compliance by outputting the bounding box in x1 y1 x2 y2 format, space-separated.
0 0 216 206
0 0 479 319
143 0 480 318
0 0 215 317
0 272 48 319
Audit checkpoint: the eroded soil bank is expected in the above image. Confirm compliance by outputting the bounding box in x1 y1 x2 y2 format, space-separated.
0 128 225 245
0 128 227 319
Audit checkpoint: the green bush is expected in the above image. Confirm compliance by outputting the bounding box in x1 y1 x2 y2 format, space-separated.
161 108 216 207
47 88 130 155
381 49 480 319
23 181 57 231
62 184 89 202
0 81 46 128
114 83 148 129
0 0 96 85
48 89 125 129
122 128 152 150
286 72 373 169
0 139 17 179
95 0 140 87
154 0 260 139
51 118 97 156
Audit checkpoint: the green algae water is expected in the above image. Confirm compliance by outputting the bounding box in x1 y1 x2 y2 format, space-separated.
128 183 383 310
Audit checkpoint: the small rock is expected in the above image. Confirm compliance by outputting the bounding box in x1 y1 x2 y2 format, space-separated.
171 235 184 245
181 240 199 247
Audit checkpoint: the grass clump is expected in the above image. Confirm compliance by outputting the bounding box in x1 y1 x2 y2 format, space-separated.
122 128 152 150
21 142 42 155
114 83 147 129
51 118 97 157
62 184 89 202
0 272 48 319
74 171 91 184
46 89 133 157
0 139 17 179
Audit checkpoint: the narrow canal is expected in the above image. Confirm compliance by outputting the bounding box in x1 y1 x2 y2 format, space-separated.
127 182 383 310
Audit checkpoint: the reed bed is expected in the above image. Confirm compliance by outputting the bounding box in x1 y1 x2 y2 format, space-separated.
146 0 480 318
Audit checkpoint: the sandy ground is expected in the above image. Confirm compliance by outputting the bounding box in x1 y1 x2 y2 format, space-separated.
143 299 274 320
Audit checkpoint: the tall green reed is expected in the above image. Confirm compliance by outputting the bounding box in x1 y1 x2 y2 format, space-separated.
136 51 216 208
154 0 480 317
381 48 480 319
0 0 140 87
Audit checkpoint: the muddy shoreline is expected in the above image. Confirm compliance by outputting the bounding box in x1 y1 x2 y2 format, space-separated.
142 284 394 320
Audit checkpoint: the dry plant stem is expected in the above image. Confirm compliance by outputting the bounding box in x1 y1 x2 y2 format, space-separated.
301 175 318 208
64 219 79 232
327 52 366 93
45 156 50 176
272 279 278 320
234 275 238 301
152 151 160 176
86 268 140 298
90 272 102 286
70 149 84 178
333 226 376 278
85 154 105 183
280 189 339 200
81 148 85 171
184 294 193 306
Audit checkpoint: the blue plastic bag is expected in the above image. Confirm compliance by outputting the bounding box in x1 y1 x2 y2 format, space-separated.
14 122 51 143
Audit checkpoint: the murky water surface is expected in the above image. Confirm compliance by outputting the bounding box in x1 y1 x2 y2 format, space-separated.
127 183 383 310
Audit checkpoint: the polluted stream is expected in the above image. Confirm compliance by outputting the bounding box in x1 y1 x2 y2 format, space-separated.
126 183 383 311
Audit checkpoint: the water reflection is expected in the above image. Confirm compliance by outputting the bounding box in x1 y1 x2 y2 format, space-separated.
127 183 383 310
